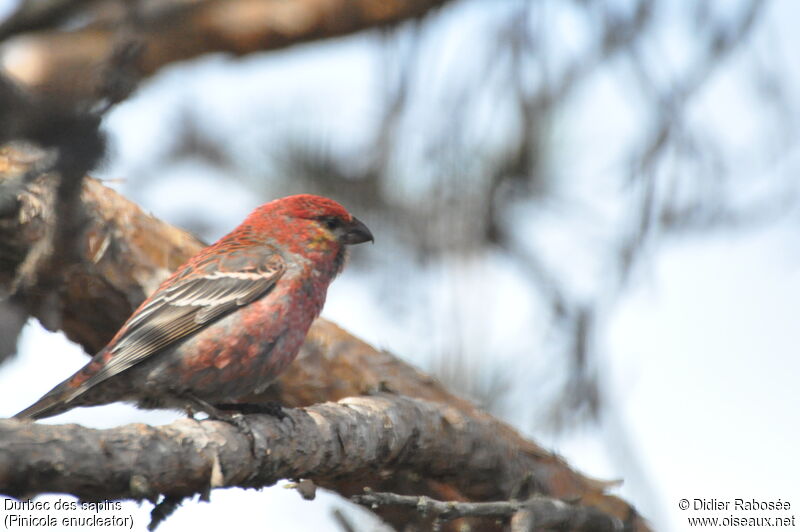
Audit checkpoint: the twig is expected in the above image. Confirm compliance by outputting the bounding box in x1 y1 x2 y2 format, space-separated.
352 490 521 520
148 495 184 531
331 508 358 532
353 490 624 531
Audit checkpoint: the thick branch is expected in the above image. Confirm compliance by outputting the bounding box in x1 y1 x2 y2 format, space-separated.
0 146 648 530
0 0 447 102
0 395 585 503
0 396 629 532
0 144 200 351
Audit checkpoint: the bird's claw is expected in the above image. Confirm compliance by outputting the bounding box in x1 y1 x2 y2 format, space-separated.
182 394 265 456
213 401 287 420
209 410 264 456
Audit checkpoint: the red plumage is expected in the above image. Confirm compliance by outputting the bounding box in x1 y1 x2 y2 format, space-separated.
14 194 373 420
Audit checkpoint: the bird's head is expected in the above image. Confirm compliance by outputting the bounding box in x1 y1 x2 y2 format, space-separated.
244 194 373 270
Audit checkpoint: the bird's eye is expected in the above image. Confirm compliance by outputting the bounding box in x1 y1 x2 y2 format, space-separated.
322 217 341 231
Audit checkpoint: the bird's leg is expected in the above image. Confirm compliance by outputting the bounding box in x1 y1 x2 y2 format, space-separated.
181 394 230 420
213 401 287 420
182 394 261 454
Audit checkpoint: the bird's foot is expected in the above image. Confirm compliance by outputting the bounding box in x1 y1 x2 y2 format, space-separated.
211 411 263 456
182 395 264 455
213 401 287 421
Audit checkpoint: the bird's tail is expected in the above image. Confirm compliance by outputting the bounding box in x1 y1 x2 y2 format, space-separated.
13 381 82 420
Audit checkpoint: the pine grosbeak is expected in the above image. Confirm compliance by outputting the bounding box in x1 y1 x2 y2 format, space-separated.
15 194 372 420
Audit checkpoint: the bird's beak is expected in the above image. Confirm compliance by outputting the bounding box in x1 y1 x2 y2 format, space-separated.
341 216 374 245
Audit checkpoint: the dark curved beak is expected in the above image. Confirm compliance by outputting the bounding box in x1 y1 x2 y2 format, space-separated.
341 216 374 245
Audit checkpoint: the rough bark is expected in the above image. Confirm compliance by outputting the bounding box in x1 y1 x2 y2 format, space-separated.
0 145 649 530
0 0 447 102
0 394 623 530
0 395 594 504
1 396 626 530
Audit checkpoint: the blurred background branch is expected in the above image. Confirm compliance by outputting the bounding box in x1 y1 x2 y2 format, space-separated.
0 0 448 103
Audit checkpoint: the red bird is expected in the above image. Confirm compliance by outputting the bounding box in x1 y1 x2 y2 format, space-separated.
15 194 373 420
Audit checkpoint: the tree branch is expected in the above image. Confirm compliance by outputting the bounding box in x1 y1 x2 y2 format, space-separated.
1 395 631 531
0 395 576 500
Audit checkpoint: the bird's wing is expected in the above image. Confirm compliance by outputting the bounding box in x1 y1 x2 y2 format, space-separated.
72 246 286 396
